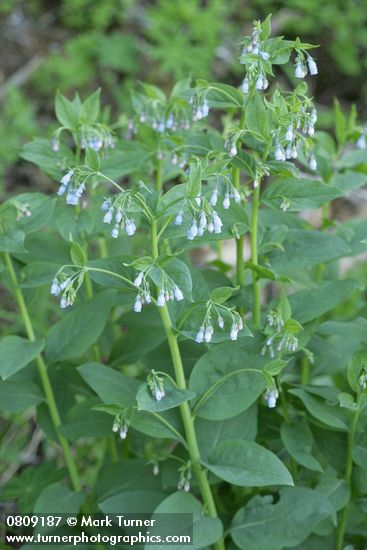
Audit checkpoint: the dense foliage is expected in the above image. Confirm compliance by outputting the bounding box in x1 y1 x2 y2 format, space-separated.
1 0 367 192
1 13 367 550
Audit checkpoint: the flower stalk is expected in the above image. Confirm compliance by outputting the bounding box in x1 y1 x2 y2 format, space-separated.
151 218 225 550
3 252 81 491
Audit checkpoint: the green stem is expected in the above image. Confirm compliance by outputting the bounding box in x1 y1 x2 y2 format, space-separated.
336 393 362 550
108 435 118 463
98 237 108 259
83 271 101 362
315 201 331 281
232 166 244 290
300 355 311 384
232 109 246 291
156 158 163 192
250 184 261 328
3 252 81 491
151 219 224 550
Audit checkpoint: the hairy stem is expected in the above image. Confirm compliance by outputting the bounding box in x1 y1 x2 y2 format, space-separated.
3 252 81 491
336 393 362 550
151 219 224 550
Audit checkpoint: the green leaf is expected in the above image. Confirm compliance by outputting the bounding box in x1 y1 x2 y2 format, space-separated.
21 261 60 288
59 398 112 440
1 463 65 512
96 459 162 502
85 146 100 171
261 14 272 39
78 362 140 407
0 336 44 380
332 170 367 192
45 290 116 362
81 88 101 122
136 381 195 413
316 468 350 512
130 408 184 443
268 229 350 273
289 279 360 323
246 92 269 139
13 193 56 234
186 159 202 198
337 149 367 169
56 207 95 241
146 492 223 550
281 420 323 472
34 482 84 514
33 482 85 535
158 257 193 300
99 490 165 515
70 240 87 266
245 262 291 283
289 388 348 430
0 229 26 253
204 82 244 108
189 338 267 420
262 178 342 211
21 139 73 179
211 286 239 304
263 359 287 376
0 372 44 412
348 346 367 393
230 487 336 550
55 92 79 129
196 404 257 460
318 317 367 342
205 439 293 487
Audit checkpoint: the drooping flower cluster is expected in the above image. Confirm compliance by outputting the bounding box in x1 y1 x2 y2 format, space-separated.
262 309 299 357
57 168 91 206
52 123 115 153
294 52 318 79
132 267 185 313
80 124 115 151
131 93 196 138
252 163 270 190
177 462 192 492
175 194 224 241
273 104 318 170
50 268 85 309
239 21 270 92
195 303 244 344
209 175 241 210
224 129 244 158
112 412 129 440
11 199 32 220
101 195 137 238
264 387 279 408
190 93 210 121
147 370 166 402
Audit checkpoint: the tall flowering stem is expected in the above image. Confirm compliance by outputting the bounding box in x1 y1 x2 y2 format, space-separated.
250 182 261 327
3 252 81 491
151 217 225 550
336 392 363 550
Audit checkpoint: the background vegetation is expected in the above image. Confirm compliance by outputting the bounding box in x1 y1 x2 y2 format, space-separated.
1 0 367 195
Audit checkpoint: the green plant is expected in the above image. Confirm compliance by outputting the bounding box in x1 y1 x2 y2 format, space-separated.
1 15 367 550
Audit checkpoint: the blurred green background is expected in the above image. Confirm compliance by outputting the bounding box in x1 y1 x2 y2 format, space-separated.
0 0 366 195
